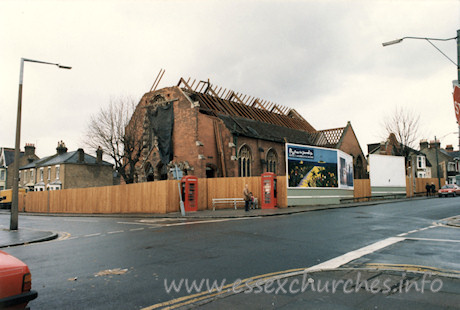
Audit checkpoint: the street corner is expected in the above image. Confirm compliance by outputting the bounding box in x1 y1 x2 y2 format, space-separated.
144 268 460 310
0 227 59 248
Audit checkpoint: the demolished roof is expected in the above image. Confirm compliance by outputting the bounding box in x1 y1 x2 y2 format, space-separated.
178 77 316 133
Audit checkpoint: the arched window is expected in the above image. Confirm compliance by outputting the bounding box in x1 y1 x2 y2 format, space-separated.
145 162 154 182
266 149 278 174
354 155 364 179
238 145 252 177
157 162 168 180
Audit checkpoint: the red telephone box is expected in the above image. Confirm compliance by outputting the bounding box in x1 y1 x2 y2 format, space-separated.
261 172 277 209
181 176 198 212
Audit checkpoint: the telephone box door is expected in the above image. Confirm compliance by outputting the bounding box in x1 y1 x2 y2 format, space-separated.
261 172 277 209
181 176 198 212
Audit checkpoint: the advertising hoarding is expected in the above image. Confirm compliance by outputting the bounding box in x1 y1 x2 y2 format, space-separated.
286 143 353 189
369 154 406 187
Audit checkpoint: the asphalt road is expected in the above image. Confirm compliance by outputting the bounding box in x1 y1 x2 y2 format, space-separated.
0 197 459 309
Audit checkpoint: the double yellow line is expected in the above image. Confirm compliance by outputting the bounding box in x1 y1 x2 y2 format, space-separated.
362 263 460 277
142 267 307 310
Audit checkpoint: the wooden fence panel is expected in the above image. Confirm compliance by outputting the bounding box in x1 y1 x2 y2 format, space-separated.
277 176 287 208
23 176 447 214
353 179 371 199
406 177 446 197
205 177 261 210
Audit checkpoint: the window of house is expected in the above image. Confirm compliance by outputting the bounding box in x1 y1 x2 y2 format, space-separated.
47 167 51 180
30 169 34 182
238 145 252 177
417 171 426 178
448 162 456 172
40 168 44 182
56 165 60 179
266 149 278 174
0 169 4 181
417 156 426 169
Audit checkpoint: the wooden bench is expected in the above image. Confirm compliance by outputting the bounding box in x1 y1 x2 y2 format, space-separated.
212 198 258 211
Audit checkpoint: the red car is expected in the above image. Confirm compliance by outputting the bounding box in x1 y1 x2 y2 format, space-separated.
438 184 460 197
0 250 37 309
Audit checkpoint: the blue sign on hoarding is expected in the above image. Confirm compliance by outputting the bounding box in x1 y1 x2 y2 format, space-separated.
287 144 338 188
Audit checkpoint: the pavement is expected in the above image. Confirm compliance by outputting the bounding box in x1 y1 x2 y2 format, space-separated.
192 269 460 310
0 195 458 248
0 227 58 248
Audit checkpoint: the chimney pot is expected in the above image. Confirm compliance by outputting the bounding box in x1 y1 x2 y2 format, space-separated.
56 141 68 155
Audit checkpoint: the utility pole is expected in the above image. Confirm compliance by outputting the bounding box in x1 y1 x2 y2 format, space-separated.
10 58 71 230
434 136 441 189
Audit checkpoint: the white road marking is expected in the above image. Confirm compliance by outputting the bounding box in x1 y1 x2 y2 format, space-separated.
164 217 256 227
84 233 101 237
307 237 405 272
117 221 153 225
129 228 144 231
107 230 124 234
64 219 99 223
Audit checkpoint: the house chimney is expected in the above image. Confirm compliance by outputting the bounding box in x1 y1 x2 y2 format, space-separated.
96 147 103 164
420 139 428 150
24 143 36 163
56 141 68 155
429 140 440 149
77 148 85 163
446 144 454 152
24 143 35 156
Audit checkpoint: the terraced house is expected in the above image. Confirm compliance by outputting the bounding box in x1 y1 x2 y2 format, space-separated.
0 144 39 190
19 141 114 191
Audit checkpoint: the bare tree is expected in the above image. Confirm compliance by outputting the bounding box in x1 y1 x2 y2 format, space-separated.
382 106 421 157
85 96 144 184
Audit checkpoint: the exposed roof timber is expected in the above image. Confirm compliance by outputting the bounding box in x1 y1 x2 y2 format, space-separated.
177 77 316 132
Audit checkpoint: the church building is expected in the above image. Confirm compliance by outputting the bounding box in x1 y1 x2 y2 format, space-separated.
127 77 367 182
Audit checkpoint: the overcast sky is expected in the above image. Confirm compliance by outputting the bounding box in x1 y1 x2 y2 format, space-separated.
1 0 459 159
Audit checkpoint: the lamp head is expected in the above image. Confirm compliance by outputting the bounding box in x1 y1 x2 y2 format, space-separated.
382 38 403 47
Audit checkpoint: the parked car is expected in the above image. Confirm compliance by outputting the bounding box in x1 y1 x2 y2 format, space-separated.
438 184 460 197
0 250 37 309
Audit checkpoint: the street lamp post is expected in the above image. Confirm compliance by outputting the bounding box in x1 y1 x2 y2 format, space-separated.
382 30 459 82
10 58 71 231
383 30 460 188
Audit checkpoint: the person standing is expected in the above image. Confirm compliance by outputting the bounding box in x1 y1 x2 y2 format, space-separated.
430 182 436 196
425 183 430 197
243 184 250 212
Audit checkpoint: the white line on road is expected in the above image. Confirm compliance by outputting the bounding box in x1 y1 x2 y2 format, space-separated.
117 221 153 225
84 233 101 237
107 230 124 234
307 237 405 272
164 217 256 227
129 228 144 231
64 219 99 223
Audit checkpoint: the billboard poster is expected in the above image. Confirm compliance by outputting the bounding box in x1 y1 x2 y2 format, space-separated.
287 144 338 188
338 150 354 188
